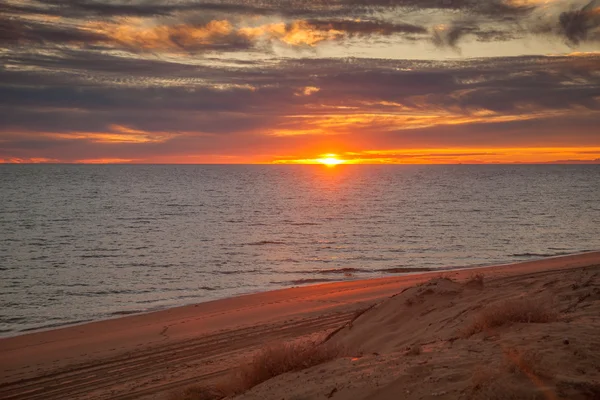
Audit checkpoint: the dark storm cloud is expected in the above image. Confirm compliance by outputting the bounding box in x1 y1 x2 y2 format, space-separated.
558 0 600 44
530 0 600 45
340 0 535 16
429 20 517 49
0 16 109 45
1 53 598 137
291 56 600 113
3 0 533 18
307 19 428 36
3 0 207 18
432 22 477 49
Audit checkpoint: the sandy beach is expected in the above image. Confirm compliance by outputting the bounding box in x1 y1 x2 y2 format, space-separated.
1 251 599 400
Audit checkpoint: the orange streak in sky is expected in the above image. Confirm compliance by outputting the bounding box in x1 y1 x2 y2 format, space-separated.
273 147 600 165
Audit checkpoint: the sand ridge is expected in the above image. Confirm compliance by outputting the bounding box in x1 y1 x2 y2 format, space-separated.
240 263 600 399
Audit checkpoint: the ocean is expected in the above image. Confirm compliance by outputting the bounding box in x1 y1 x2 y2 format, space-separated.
1 164 599 336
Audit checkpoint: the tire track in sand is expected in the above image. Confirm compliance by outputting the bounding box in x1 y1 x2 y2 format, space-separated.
0 311 354 400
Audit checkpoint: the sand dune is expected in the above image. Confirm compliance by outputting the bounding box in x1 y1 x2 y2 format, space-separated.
240 261 600 400
1 252 599 399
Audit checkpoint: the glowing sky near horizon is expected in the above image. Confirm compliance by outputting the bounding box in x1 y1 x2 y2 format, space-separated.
1 0 599 164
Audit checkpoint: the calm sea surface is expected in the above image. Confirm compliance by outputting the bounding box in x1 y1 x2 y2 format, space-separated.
1 165 599 336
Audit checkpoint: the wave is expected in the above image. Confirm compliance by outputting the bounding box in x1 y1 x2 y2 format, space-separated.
110 310 142 316
19 319 93 333
511 251 574 258
377 267 436 274
116 217 161 221
245 240 286 246
60 283 91 288
346 255 394 262
314 267 369 274
71 288 151 297
0 316 27 324
214 269 262 275
277 267 376 275
80 254 120 259
285 278 339 285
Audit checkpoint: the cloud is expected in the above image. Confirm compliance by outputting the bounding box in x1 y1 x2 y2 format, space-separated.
0 14 426 54
341 0 535 15
2 0 598 56
1 1 599 163
558 0 600 44
0 16 109 46
86 18 256 52
0 0 536 20
1 53 598 141
432 22 477 49
307 19 427 36
85 18 428 52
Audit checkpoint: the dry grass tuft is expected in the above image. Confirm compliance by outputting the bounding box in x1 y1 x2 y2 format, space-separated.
465 273 485 289
462 298 557 337
406 344 422 356
167 385 226 400
236 341 340 392
503 348 548 379
418 276 454 287
169 342 341 398
471 367 545 400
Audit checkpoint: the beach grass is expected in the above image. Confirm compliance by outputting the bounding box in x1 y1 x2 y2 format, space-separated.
462 298 557 337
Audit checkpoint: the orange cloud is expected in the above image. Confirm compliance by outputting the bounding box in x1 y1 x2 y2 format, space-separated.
73 158 135 164
273 147 600 165
274 108 573 136
275 20 343 46
296 86 321 96
87 18 235 51
86 18 345 52
44 125 177 144
0 157 59 164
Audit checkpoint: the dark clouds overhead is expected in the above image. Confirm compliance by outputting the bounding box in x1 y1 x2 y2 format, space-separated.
559 0 600 44
1 0 599 163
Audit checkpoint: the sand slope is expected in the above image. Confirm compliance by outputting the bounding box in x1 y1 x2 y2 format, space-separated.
238 264 600 400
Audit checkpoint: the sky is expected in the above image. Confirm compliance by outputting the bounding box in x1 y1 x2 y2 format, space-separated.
1 0 599 164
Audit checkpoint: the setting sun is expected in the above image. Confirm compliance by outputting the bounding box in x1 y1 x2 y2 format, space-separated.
316 155 345 166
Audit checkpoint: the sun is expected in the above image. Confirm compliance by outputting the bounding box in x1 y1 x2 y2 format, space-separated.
316 154 345 166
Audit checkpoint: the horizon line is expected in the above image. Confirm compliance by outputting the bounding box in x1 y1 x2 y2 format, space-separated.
1 162 599 166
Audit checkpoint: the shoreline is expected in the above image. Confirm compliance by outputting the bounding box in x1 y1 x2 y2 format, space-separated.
1 251 599 399
2 250 593 339
2 251 598 344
